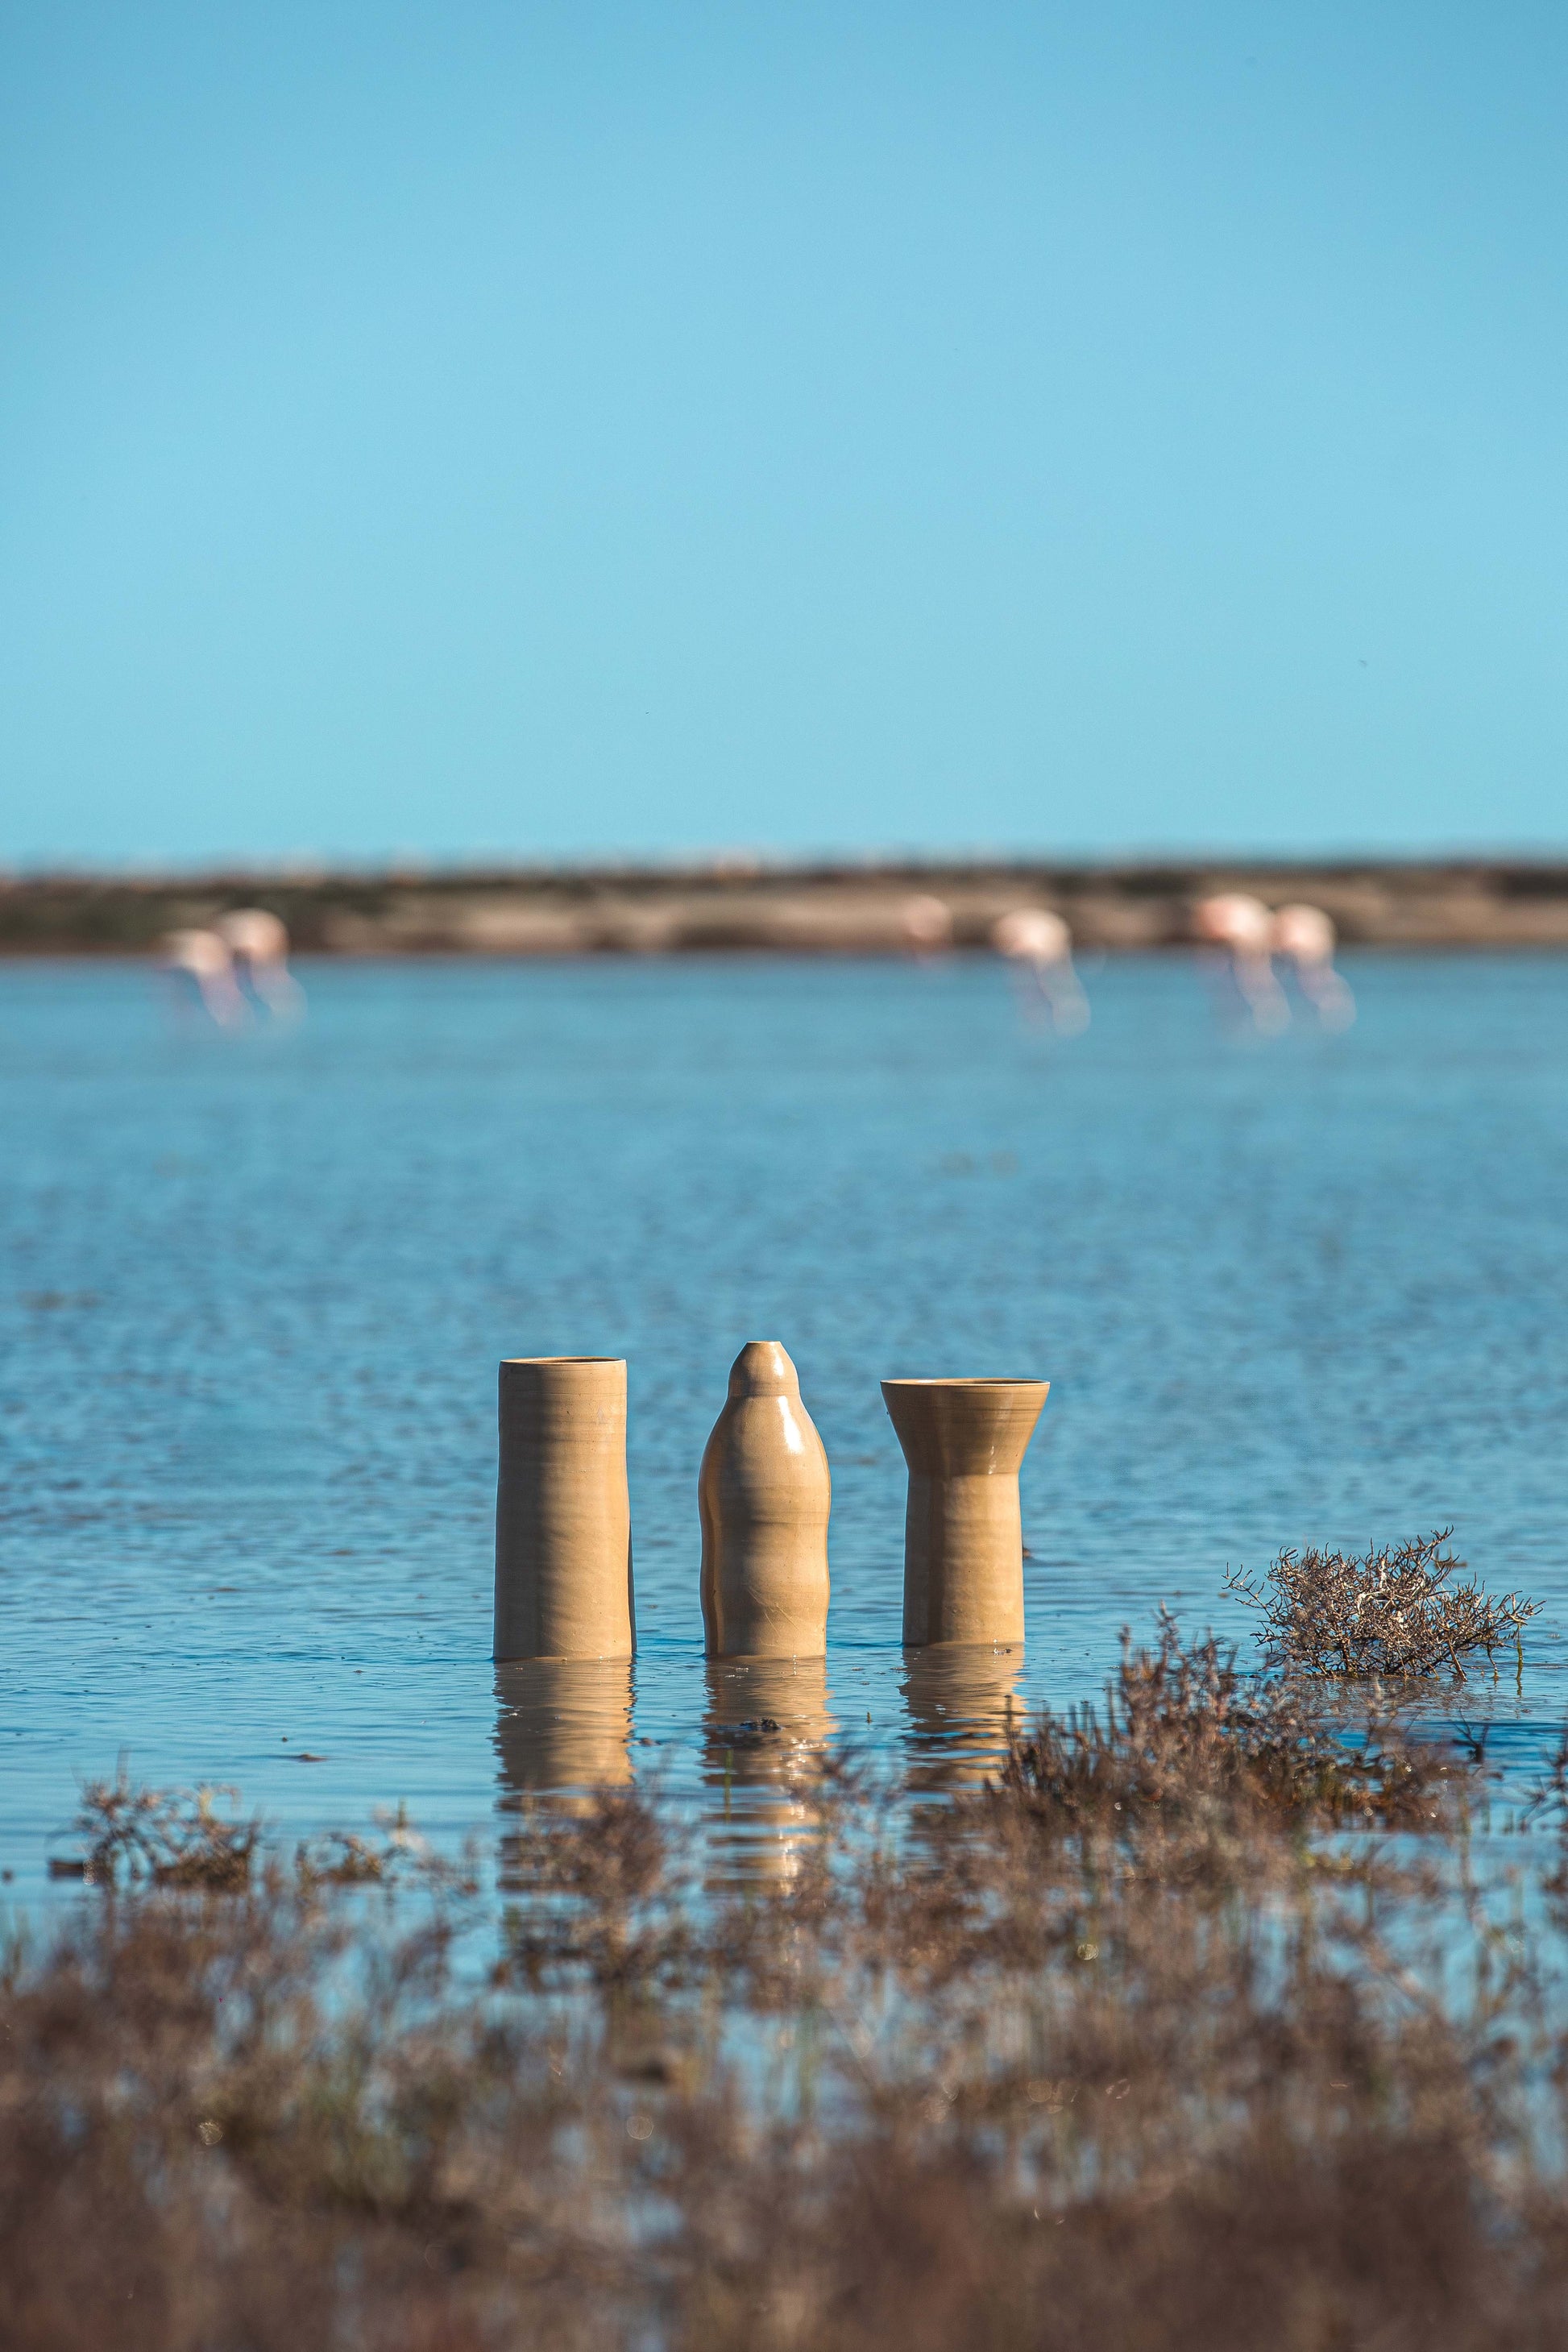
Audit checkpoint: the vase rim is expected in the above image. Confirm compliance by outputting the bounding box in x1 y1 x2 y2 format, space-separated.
502 1354 624 1365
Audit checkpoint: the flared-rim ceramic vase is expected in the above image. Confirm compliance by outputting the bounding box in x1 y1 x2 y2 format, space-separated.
881 1376 1048 1646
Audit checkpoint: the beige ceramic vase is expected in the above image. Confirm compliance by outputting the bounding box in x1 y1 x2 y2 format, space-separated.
699 1340 831 1657
881 1377 1049 1645
494 1356 635 1661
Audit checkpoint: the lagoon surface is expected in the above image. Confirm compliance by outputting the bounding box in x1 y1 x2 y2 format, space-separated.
4 952 1568 1897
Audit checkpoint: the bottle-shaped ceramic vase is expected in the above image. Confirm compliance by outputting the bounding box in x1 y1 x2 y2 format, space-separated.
494 1356 635 1661
881 1377 1049 1646
699 1340 831 1657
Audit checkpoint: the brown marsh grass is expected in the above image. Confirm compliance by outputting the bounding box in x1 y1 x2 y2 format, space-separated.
4 1616 1567 2350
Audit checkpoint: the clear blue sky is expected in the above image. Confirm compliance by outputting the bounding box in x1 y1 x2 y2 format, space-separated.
3 1 1566 865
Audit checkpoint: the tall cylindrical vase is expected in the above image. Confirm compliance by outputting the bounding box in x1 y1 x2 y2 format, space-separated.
881 1378 1049 1646
494 1356 635 1661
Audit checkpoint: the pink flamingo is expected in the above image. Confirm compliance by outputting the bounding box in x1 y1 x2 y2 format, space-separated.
158 929 247 1027
217 908 305 1016
1192 893 1288 1032
901 894 954 959
1271 902 1354 1028
992 906 1089 1034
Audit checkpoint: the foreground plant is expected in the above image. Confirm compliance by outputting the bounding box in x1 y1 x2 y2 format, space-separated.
1226 1527 1538 1679
6 1632 1568 2351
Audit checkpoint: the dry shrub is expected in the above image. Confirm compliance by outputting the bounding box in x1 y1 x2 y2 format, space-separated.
297 1801 477 1894
1226 1527 1538 1678
73 1762 261 1891
5 1623 1568 2350
993 1607 1458 1846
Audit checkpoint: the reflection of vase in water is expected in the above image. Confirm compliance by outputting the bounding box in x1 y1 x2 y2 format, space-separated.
493 1657 634 1884
902 1645 1023 1796
881 1378 1049 1646
701 1655 836 1892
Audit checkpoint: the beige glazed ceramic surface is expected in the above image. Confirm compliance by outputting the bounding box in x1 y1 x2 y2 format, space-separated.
699 1341 831 1658
494 1357 635 1661
881 1378 1049 1646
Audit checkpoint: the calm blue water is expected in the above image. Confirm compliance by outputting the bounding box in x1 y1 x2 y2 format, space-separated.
3 952 1567 1898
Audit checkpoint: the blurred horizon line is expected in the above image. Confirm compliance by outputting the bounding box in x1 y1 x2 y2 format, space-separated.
9 846 1568 889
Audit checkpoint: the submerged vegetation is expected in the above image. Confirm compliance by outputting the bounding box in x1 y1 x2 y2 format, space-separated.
5 1606 1567 2349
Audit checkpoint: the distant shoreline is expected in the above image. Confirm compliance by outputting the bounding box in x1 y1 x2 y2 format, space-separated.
6 858 1568 954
